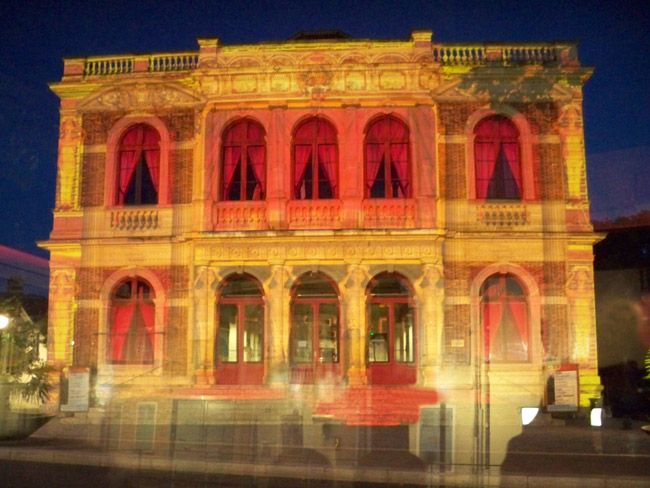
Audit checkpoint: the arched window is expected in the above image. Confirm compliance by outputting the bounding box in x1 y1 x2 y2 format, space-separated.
481 274 529 362
290 273 340 383
221 119 266 201
474 116 522 199
365 116 410 198
215 274 264 385
116 124 161 205
292 117 338 199
108 277 155 364
366 273 416 385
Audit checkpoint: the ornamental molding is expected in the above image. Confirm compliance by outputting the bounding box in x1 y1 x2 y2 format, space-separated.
195 241 439 263
78 82 205 112
432 76 576 103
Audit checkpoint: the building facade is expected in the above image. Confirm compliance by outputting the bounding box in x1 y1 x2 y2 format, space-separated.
43 30 599 468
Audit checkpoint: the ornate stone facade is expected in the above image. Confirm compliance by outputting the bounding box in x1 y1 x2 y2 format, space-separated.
43 30 599 468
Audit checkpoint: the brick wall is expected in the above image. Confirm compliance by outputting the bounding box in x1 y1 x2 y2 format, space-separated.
81 153 106 207
171 149 193 204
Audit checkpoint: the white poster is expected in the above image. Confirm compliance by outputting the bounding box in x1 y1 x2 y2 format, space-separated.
549 368 579 412
61 368 90 412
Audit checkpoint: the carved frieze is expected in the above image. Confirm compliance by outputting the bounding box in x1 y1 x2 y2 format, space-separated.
78 83 204 112
196 241 439 263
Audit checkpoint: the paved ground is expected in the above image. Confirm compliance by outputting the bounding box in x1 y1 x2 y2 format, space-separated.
0 417 649 487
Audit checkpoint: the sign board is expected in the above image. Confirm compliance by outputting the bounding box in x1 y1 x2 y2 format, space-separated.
547 364 579 412
61 367 90 412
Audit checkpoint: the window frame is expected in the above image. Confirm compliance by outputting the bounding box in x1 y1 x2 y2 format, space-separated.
220 118 267 202
105 117 171 208
480 273 530 363
365 272 417 385
291 117 339 200
289 272 341 384
364 114 412 199
214 274 265 385
466 109 535 202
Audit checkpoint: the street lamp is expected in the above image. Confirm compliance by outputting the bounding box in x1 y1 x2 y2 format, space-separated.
0 314 9 329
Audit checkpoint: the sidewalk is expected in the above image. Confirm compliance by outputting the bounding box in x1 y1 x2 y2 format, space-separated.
0 417 649 487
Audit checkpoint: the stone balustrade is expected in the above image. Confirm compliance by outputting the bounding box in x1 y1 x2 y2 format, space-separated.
288 200 342 229
81 52 199 77
84 56 135 76
72 41 575 78
212 202 267 231
477 204 529 227
110 209 160 230
149 53 199 72
363 199 417 229
432 44 560 65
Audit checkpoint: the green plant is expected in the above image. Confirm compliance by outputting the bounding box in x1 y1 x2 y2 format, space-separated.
0 295 52 403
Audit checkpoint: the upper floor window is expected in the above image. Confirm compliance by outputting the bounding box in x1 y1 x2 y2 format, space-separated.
109 277 155 365
292 117 338 199
481 274 528 362
221 119 266 201
474 116 521 200
365 115 410 198
117 124 160 205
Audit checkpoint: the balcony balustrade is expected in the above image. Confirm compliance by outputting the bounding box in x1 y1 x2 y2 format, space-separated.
287 200 342 230
110 209 160 231
477 203 529 227
363 199 417 229
212 202 267 231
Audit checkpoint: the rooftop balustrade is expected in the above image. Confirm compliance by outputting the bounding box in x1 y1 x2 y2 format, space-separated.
63 41 578 78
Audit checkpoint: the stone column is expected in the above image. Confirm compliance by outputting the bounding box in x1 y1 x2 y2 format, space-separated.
192 265 219 384
342 263 367 386
47 268 77 410
566 263 601 406
55 114 84 211
416 262 444 386
265 264 292 384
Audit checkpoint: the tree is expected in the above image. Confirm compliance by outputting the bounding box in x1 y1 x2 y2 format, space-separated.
0 295 52 404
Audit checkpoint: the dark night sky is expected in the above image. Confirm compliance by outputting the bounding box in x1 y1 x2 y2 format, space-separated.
0 0 648 258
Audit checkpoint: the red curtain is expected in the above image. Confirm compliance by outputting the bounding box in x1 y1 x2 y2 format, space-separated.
110 303 135 361
222 146 242 198
247 146 265 200
118 150 139 202
508 301 528 352
294 145 312 197
318 144 337 193
475 117 521 199
483 302 503 359
366 143 384 192
390 143 409 197
142 129 160 194
475 141 495 199
117 125 160 204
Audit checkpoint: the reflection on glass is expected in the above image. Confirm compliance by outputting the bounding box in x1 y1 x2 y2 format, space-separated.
394 303 414 363
219 304 238 363
292 303 313 363
369 303 389 362
243 304 263 362
318 303 338 363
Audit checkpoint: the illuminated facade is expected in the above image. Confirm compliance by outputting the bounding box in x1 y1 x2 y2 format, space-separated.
43 30 599 468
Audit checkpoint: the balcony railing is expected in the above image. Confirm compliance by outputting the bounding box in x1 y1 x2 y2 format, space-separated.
287 200 342 229
110 209 160 230
363 199 417 229
212 202 267 231
477 204 529 227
